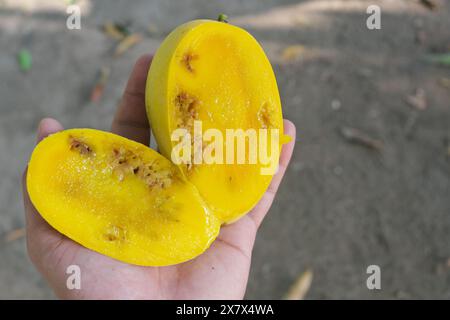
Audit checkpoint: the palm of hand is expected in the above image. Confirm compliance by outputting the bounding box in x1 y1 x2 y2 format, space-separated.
23 55 295 300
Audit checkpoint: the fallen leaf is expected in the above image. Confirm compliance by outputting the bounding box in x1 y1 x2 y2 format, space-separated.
406 88 427 110
283 269 313 300
281 45 305 62
90 66 110 103
17 49 32 72
4 228 26 242
114 33 142 57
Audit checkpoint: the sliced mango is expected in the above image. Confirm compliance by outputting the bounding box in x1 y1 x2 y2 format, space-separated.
27 19 285 266
27 129 220 266
146 20 284 223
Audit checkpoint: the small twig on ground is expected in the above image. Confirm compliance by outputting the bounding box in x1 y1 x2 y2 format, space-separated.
340 126 383 151
114 33 142 57
4 228 26 243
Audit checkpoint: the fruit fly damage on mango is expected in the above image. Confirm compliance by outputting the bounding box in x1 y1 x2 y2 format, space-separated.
28 19 285 266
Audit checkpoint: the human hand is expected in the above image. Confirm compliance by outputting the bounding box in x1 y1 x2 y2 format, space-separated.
22 55 296 299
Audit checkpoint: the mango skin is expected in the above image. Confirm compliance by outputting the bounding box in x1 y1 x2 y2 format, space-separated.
27 129 220 266
146 20 284 223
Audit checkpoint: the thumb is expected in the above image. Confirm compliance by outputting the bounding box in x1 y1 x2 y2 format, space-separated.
36 117 64 142
23 118 65 263
25 117 64 228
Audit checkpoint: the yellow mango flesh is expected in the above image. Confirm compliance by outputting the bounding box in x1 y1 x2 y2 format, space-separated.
146 20 284 223
27 129 220 266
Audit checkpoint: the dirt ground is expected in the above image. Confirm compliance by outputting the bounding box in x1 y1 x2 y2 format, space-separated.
0 0 449 299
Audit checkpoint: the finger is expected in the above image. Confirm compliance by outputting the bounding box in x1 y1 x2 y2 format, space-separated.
24 118 64 236
23 169 68 284
247 119 296 228
36 117 64 143
111 54 152 145
216 120 296 258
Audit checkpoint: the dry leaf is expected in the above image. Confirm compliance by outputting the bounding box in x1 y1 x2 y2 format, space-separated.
406 88 427 111
281 45 305 62
114 34 142 57
283 269 313 300
103 22 127 40
4 228 25 242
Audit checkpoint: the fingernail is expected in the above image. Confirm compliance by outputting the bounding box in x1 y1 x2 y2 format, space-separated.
36 118 53 143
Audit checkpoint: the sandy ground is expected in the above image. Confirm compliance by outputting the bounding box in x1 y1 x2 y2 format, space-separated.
0 0 449 299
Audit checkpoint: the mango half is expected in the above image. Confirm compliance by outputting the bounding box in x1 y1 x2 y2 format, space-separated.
27 129 220 266
146 20 284 223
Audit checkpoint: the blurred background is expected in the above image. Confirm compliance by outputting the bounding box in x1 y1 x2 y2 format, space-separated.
0 0 449 299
